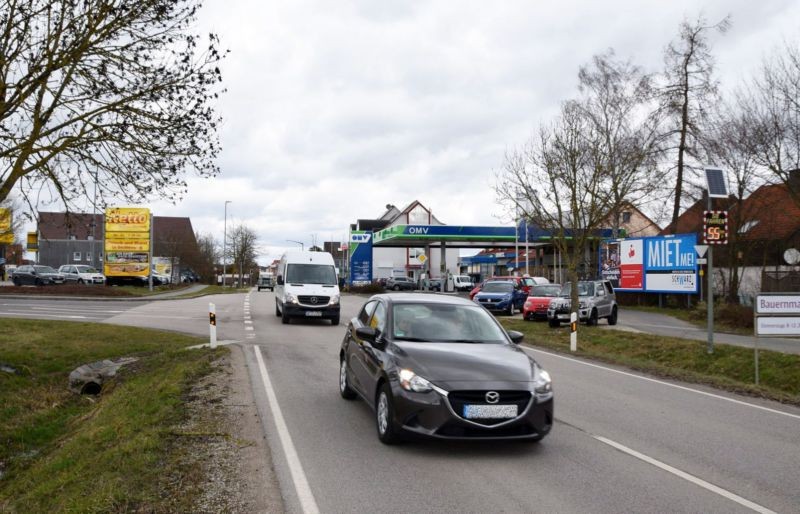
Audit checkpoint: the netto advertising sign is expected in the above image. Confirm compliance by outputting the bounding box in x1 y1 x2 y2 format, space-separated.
349 231 373 285
601 234 698 294
104 207 151 277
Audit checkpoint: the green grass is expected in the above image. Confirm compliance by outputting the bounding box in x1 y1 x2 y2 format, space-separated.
111 283 190 296
171 284 249 299
0 319 222 512
502 319 800 405
624 304 754 335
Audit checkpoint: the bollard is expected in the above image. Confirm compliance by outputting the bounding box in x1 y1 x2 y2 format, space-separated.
209 302 217 348
570 312 577 352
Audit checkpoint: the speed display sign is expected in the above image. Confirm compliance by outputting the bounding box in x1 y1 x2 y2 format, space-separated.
703 210 728 245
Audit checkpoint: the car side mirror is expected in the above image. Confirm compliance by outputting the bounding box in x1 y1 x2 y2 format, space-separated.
356 326 378 343
507 330 524 344
30 270 37 275
276 275 284 285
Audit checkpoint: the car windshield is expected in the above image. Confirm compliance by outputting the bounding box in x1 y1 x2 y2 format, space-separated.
76 266 98 273
392 303 509 343
34 266 56 273
559 282 594 296
532 285 561 297
482 281 514 293
286 264 337 285
456 275 471 282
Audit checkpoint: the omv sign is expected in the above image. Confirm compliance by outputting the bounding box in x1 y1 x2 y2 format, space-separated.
350 233 371 243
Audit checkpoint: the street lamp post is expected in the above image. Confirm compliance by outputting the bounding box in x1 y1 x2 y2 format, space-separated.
223 200 231 287
286 239 304 250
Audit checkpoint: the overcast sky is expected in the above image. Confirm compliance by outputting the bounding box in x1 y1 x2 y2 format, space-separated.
27 0 800 264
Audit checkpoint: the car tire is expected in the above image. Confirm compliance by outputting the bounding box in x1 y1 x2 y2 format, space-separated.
548 318 560 328
608 306 618 325
34 278 42 286
393 285 400 291
376 383 400 445
275 301 281 317
77 278 84 284
339 359 357 400
281 309 290 324
588 309 598 326
12 277 20 286
331 316 340 326
507 303 515 316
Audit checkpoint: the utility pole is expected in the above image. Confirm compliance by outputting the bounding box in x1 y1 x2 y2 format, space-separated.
223 200 231 287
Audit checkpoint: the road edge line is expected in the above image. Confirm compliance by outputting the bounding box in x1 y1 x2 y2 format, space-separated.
254 346 320 514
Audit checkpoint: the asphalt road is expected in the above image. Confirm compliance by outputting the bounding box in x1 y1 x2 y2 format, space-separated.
5 291 799 512
240 291 800 514
0 298 139 321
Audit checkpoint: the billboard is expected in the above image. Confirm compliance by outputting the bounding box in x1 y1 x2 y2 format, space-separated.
349 231 373 285
104 207 151 277
601 234 698 294
0 208 13 244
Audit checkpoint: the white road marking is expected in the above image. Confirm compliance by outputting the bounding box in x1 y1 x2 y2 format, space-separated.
594 435 776 514
245 326 254 331
254 346 319 514
244 320 252 324
522 347 800 420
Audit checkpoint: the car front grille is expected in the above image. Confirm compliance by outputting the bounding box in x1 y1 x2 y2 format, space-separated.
447 390 531 426
297 295 330 305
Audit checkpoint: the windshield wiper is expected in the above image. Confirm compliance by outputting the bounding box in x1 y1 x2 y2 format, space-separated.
443 339 486 344
394 336 430 342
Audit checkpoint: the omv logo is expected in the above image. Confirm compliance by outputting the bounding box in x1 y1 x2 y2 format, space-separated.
350 233 371 243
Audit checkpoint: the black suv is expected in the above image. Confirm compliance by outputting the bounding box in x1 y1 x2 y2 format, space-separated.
12 265 65 286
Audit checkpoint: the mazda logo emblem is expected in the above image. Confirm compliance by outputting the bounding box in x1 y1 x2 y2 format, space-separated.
310 296 318 304
485 391 500 404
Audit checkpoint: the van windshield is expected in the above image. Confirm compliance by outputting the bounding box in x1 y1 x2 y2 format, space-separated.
286 264 337 285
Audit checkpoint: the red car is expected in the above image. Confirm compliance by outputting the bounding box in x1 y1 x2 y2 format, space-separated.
523 284 563 321
469 276 543 300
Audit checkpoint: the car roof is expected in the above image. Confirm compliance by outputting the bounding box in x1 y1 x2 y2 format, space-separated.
367 293 477 306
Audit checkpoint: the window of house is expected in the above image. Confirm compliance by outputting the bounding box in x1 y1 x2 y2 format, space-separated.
86 253 93 262
73 252 81 261
99 253 103 261
622 212 632 223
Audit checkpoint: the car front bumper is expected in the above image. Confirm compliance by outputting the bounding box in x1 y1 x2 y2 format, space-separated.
548 307 590 321
282 303 340 319
475 298 513 311
390 382 553 441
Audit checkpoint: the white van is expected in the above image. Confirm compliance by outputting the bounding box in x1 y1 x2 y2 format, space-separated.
452 274 474 291
274 251 341 325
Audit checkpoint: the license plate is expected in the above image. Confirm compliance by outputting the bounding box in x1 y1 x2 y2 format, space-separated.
463 404 518 419
304 311 322 317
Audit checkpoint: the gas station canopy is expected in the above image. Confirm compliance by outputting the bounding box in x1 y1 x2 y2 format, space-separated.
372 225 518 248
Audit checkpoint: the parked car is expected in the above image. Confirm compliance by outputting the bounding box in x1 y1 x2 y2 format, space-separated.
452 274 474 291
151 267 171 286
180 269 199 283
385 276 416 291
339 293 553 444
11 265 65 286
523 284 563 321
473 280 528 316
547 280 618 327
469 276 544 300
58 265 106 285
257 275 274 291
428 279 442 291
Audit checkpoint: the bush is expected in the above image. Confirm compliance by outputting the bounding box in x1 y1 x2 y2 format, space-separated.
347 283 385 294
687 301 753 329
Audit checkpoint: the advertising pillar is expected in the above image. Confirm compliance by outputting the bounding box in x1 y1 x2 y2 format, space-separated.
349 231 373 286
104 207 151 281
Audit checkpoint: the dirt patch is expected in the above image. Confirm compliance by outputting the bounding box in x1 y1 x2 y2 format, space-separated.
0 284 136 296
162 345 284 513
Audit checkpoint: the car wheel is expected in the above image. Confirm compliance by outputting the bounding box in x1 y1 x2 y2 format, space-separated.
275 300 281 317
393 285 400 291
548 318 560 328
608 306 618 325
588 309 598 326
281 309 290 324
331 316 340 326
77 278 84 284
12 277 20 286
34 278 42 286
339 359 357 400
508 303 515 316
376 383 400 445
524 313 532 322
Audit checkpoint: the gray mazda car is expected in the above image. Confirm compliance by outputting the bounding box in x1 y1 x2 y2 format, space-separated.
339 293 554 444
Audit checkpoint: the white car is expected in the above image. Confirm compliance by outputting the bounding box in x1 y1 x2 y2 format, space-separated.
151 268 171 285
58 265 106 285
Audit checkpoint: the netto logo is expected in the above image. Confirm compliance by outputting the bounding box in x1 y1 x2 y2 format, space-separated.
350 234 371 243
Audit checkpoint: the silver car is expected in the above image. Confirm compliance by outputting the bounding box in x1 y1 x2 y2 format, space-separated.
58 265 106 285
547 280 618 327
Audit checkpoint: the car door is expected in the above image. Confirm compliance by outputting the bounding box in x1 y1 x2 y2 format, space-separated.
348 300 378 396
360 301 389 398
66 266 78 282
594 281 610 316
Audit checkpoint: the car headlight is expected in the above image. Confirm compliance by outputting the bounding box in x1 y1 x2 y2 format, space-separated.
579 302 587 309
398 369 433 393
329 294 340 305
285 293 298 304
534 369 552 394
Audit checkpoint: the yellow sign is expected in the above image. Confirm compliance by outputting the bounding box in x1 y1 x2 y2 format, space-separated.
104 207 150 232
104 207 151 277
0 208 12 244
27 232 38 251
418 254 427 264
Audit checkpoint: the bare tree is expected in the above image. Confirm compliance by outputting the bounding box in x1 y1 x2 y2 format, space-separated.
659 14 731 229
747 40 800 200
0 0 226 209
194 231 218 283
577 49 664 237
227 223 258 287
496 100 613 320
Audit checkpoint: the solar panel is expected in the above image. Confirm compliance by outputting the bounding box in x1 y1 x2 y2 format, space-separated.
705 168 729 198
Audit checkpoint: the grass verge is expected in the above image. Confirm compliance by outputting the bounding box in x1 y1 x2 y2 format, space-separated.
0 319 224 512
502 319 800 406
624 304 754 335
171 285 249 299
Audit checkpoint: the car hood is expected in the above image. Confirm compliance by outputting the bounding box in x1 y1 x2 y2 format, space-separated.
474 292 512 300
39 272 62 277
392 342 536 383
526 296 554 306
285 283 339 296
